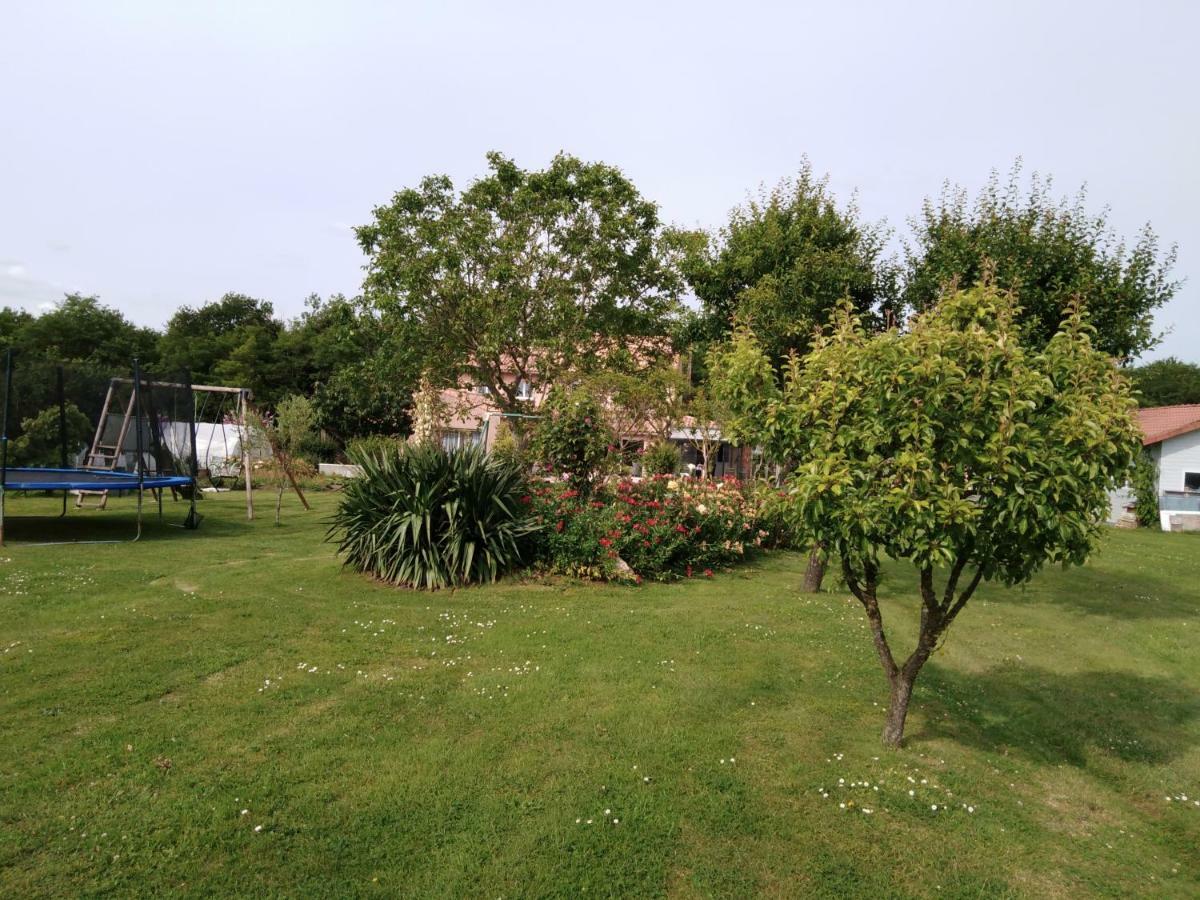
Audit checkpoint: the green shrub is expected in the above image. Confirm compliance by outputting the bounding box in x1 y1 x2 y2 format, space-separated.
642 441 681 476
10 403 93 467
530 387 611 495
345 434 403 461
329 443 538 589
528 476 783 582
490 419 526 471
1130 449 1159 527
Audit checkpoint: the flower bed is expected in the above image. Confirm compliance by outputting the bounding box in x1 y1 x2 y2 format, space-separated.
526 475 783 582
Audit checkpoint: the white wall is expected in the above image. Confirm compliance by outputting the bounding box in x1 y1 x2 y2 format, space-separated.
1159 429 1200 493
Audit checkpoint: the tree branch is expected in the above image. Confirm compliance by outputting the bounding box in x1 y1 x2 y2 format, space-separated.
843 557 898 681
943 567 984 628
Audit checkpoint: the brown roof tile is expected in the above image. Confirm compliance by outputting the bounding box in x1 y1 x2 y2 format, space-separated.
1138 404 1200 446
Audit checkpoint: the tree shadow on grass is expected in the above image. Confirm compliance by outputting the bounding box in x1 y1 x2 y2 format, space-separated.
977 563 1200 621
2 495 256 545
911 663 1200 767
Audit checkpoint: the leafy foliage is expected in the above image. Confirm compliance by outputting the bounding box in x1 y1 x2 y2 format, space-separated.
719 283 1141 744
530 387 612 495
16 294 159 369
683 161 896 372
489 419 526 472
274 394 321 462
1130 357 1200 407
582 362 687 444
641 441 681 476
528 476 776 582
329 443 537 590
903 164 1179 359
8 403 94 467
159 293 282 400
1130 449 1160 527
356 151 685 414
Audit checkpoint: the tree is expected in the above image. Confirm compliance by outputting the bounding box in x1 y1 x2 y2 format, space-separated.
683 161 896 373
9 403 93 467
680 388 726 478
904 164 1179 360
583 362 687 447
158 293 284 400
1130 450 1160 527
0 308 33 348
718 284 1139 746
356 151 684 415
1130 357 1200 407
530 386 612 496
19 294 158 369
279 295 417 442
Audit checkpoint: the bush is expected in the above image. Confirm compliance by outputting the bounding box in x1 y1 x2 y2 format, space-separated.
10 403 93 467
642 441 680 476
490 419 526 471
528 475 782 582
751 481 806 550
329 443 538 589
345 433 403 461
1130 449 1159 527
530 387 611 495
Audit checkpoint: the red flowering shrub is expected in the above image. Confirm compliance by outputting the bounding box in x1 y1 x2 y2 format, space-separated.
527 475 784 582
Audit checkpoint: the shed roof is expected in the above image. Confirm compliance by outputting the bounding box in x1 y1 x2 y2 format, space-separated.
1138 404 1200 446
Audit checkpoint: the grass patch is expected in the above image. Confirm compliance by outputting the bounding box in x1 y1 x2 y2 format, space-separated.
0 491 1198 897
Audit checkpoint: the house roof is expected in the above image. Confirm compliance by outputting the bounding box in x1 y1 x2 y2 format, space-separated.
1138 404 1200 446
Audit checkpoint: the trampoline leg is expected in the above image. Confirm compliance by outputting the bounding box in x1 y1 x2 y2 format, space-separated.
1 488 5 546
157 488 163 521
134 487 143 542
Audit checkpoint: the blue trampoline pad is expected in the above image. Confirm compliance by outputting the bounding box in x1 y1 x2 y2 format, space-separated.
1 467 193 492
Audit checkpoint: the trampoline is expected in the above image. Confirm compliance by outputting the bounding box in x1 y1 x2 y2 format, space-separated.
2 467 194 492
1 349 201 544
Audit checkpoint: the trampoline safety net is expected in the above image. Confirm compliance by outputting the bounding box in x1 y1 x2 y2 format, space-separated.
0 348 200 543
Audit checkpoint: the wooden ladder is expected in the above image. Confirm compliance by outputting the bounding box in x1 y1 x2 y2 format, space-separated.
75 383 137 510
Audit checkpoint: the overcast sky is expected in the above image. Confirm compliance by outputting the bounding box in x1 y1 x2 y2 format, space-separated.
2 1 1196 361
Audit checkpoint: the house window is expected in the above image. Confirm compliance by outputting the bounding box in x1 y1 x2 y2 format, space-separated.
441 430 482 452
516 379 532 401
1185 472 1200 492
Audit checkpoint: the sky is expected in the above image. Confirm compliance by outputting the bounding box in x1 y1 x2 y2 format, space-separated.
1 0 1197 361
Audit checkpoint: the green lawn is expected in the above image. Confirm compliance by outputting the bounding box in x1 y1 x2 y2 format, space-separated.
1 490 1198 898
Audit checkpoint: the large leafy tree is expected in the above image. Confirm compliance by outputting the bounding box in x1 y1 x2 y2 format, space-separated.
1130 357 1200 407
17 294 159 369
0 308 34 348
158 293 285 399
683 161 896 374
278 294 416 440
904 165 1179 360
356 152 685 414
718 284 1139 746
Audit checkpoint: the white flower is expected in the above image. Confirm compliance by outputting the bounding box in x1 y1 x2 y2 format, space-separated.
240 809 249 816
931 804 938 811
254 825 263 833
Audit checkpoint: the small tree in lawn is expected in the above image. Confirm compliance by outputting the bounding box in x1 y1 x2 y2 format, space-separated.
726 284 1140 746
530 386 612 497
682 388 727 479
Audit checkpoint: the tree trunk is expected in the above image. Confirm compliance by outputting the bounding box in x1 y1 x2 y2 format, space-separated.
882 674 915 748
801 544 827 592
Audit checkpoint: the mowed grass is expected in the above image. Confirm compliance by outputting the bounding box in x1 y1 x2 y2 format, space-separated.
0 490 1198 898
